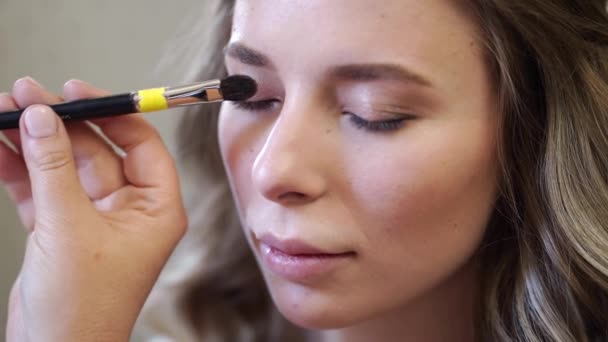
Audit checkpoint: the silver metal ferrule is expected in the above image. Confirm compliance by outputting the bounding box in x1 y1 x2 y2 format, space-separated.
164 79 223 107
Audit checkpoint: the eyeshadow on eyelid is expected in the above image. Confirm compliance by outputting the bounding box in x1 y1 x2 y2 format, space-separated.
344 85 440 113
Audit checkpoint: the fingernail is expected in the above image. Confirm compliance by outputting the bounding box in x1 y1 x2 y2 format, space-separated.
24 105 58 138
63 79 90 93
64 78 84 85
17 76 41 87
64 79 84 87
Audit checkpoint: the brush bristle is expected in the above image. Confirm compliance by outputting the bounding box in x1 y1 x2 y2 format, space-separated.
220 75 257 101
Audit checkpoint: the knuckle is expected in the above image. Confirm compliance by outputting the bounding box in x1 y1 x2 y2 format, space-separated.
176 209 189 234
0 93 15 109
32 149 72 171
142 192 188 235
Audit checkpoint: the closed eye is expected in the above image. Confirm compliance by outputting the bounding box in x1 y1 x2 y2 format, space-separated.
232 99 280 111
345 113 408 132
232 99 413 133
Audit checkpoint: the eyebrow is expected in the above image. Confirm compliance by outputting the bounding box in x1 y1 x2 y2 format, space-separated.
331 64 432 87
224 42 433 88
224 43 274 68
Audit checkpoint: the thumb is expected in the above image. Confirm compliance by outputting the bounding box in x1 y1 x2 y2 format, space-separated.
19 105 89 222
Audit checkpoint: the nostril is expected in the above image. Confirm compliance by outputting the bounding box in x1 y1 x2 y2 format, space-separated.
277 192 308 202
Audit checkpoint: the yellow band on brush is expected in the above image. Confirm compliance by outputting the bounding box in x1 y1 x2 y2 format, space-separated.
137 88 168 113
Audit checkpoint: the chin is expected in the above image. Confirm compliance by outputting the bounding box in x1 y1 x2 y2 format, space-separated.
267 280 369 330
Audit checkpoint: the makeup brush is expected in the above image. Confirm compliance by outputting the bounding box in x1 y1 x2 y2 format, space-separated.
0 75 257 130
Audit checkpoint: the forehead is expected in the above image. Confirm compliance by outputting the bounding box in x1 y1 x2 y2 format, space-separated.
231 0 471 36
231 0 483 89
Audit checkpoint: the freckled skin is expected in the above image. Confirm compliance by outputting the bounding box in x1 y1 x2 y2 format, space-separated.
219 0 499 340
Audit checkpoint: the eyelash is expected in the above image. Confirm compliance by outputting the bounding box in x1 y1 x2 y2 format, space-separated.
232 99 278 111
232 99 408 132
345 113 405 132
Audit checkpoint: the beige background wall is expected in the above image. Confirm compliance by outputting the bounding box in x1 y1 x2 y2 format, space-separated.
0 1 200 338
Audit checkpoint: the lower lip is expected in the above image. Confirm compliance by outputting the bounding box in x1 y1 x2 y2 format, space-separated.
260 243 354 282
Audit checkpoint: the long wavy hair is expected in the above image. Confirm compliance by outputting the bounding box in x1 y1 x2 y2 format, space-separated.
140 1 608 341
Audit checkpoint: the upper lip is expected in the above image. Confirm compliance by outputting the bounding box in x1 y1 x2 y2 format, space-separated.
258 233 348 255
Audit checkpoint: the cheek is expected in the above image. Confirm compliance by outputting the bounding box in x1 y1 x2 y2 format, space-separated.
344 120 498 275
218 108 263 205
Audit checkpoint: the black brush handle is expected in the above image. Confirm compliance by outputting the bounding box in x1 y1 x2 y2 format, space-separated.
0 93 137 130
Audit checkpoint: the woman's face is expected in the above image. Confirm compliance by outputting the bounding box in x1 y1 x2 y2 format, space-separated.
219 0 499 329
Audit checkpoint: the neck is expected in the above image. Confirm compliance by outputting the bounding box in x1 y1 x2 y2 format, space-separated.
309 260 480 342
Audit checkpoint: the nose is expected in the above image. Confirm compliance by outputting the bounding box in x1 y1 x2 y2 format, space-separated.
251 97 329 205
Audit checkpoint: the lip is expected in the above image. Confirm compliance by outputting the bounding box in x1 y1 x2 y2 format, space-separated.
258 233 341 255
256 233 355 283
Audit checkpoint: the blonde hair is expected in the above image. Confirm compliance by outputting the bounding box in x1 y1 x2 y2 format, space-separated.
142 1 608 341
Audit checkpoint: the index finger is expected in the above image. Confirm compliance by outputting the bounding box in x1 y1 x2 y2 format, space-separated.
95 114 179 190
62 80 179 191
